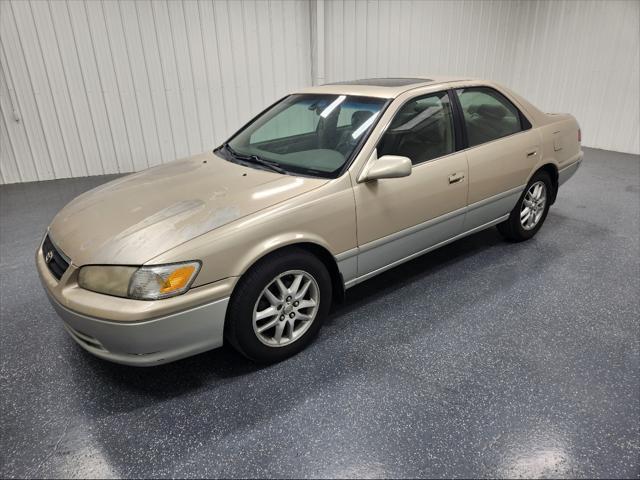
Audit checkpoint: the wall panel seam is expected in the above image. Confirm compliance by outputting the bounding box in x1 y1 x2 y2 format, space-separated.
9 0 54 180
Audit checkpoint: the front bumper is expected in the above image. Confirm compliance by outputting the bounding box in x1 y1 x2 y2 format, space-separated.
36 239 232 366
45 292 229 366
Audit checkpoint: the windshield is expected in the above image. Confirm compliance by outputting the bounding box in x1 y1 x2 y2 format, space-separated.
221 94 388 178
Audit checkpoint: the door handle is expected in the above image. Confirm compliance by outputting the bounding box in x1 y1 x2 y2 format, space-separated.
526 150 538 157
448 172 465 184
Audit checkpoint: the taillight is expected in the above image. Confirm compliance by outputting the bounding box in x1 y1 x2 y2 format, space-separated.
578 128 581 142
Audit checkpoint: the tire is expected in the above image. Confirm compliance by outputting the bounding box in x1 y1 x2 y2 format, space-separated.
225 248 332 363
497 170 553 242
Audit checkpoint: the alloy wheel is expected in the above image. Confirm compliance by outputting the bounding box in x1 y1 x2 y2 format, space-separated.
252 270 320 347
520 181 547 230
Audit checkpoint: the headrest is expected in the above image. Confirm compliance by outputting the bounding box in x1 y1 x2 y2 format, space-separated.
476 104 507 120
413 100 439 113
351 110 373 128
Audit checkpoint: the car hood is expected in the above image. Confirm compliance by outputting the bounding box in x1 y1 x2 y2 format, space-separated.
48 152 327 266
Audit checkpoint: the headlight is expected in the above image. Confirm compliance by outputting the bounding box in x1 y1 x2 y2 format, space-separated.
128 262 201 300
78 265 137 298
78 262 201 300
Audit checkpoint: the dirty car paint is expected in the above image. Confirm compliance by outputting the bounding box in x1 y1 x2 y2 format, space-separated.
48 152 327 266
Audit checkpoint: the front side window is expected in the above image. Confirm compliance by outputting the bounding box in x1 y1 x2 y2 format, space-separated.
223 94 387 177
377 91 455 165
456 87 527 147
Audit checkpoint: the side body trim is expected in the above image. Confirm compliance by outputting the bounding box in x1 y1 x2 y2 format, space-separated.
335 248 358 283
463 184 523 231
358 205 467 254
344 214 509 289
336 185 525 288
357 209 465 276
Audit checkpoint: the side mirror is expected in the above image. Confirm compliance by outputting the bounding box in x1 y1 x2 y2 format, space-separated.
362 155 412 181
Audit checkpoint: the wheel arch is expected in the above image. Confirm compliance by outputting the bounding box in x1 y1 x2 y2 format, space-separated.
234 239 346 306
533 163 559 204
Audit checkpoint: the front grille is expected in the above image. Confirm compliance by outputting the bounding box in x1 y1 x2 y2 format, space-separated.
42 235 70 280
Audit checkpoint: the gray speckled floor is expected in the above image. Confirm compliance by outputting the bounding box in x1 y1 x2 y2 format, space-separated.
1 147 638 478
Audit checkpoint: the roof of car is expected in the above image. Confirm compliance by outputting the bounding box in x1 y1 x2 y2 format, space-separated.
297 76 471 98
327 77 433 87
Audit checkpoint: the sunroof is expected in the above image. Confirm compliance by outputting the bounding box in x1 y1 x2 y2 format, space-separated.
327 78 432 87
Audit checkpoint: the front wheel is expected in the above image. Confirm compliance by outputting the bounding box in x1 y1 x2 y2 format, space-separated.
497 171 552 242
225 249 332 363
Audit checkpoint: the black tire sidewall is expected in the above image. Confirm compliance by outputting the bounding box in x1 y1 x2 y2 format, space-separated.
511 171 553 240
226 249 332 363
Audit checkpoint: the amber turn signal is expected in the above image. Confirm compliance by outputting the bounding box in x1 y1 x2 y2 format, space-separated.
160 265 197 294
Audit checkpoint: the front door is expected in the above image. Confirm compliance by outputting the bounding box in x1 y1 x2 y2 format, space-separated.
352 91 468 277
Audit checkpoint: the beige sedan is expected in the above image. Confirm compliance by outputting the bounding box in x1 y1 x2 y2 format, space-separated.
36 77 582 365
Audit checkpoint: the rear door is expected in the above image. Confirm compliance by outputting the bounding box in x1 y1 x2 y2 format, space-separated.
454 87 540 230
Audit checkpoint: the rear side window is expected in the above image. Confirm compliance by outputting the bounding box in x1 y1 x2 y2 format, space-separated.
456 87 529 147
377 91 455 165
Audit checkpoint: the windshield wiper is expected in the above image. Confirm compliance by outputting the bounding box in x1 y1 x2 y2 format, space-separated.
222 143 286 175
243 155 287 175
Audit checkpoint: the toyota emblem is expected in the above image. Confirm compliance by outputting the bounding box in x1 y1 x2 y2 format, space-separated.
45 250 54 264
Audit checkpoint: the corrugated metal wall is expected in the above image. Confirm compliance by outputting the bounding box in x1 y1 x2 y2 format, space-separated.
0 0 311 184
323 0 640 156
510 0 639 157
1 0 638 184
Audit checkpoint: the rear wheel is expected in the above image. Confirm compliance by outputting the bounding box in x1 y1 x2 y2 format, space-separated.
497 170 552 242
225 249 332 363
